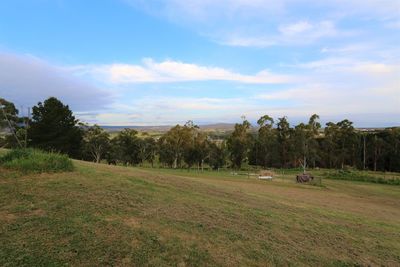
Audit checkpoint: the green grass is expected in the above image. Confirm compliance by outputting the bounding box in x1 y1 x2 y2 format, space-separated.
0 147 7 155
1 161 400 266
321 169 400 185
0 148 74 174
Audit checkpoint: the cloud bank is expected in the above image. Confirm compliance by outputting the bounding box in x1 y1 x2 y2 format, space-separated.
72 58 294 84
0 52 112 112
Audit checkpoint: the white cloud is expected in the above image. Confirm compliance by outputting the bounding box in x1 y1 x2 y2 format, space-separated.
385 20 400 29
256 86 332 101
125 0 400 47
320 43 375 54
279 21 313 35
74 58 295 84
77 96 258 126
293 57 399 75
221 20 342 47
281 20 339 39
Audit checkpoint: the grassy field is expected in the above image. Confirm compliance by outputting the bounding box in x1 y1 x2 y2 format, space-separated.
1 158 400 266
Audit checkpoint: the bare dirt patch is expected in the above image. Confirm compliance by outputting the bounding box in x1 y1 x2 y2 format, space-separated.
123 217 142 228
0 211 17 222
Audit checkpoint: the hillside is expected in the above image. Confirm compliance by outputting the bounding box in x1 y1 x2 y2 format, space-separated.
1 160 400 266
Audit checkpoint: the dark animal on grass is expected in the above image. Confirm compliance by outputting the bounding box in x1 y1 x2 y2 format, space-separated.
296 173 314 183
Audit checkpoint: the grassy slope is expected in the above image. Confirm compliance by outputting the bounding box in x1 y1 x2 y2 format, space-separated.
1 160 400 266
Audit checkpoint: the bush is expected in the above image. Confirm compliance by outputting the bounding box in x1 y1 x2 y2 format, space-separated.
0 148 74 173
324 169 400 186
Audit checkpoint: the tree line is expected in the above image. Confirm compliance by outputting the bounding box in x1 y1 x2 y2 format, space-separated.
1 97 399 172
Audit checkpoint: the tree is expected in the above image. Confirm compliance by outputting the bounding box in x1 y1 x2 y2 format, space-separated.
144 137 158 167
323 119 357 169
83 125 110 163
158 134 176 168
28 97 83 157
323 122 339 168
193 132 210 171
383 128 400 172
253 115 277 168
336 119 357 169
307 114 321 168
0 98 18 129
137 135 158 167
227 119 252 169
159 122 196 169
370 133 385 172
276 117 291 167
0 98 23 148
112 128 141 165
293 122 308 171
292 114 321 172
207 141 227 170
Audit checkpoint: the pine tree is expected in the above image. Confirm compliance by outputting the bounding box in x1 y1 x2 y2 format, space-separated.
29 97 83 157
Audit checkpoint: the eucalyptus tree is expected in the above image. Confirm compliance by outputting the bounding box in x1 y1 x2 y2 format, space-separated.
323 119 357 169
0 98 19 130
113 128 141 165
143 136 158 167
193 131 210 171
227 119 252 169
253 115 276 168
159 121 197 169
276 116 291 167
291 115 321 172
307 114 321 166
83 125 110 163
0 98 23 148
179 121 211 170
323 122 339 168
383 128 400 172
207 141 227 170
158 134 176 168
370 133 385 171
336 119 358 169
293 122 308 171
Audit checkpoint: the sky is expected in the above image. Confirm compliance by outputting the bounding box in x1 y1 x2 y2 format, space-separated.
0 0 399 127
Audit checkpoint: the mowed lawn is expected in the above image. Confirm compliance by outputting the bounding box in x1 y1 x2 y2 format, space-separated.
1 161 400 266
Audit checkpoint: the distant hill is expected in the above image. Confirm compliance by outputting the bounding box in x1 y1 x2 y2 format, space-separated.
101 123 236 133
198 123 236 132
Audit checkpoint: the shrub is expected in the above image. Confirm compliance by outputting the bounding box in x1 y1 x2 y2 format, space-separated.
0 148 74 173
323 169 400 186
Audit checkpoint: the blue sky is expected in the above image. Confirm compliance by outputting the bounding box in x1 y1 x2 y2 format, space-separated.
0 0 399 126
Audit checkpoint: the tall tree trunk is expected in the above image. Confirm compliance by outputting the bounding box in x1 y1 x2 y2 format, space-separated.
363 135 366 170
374 146 377 172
